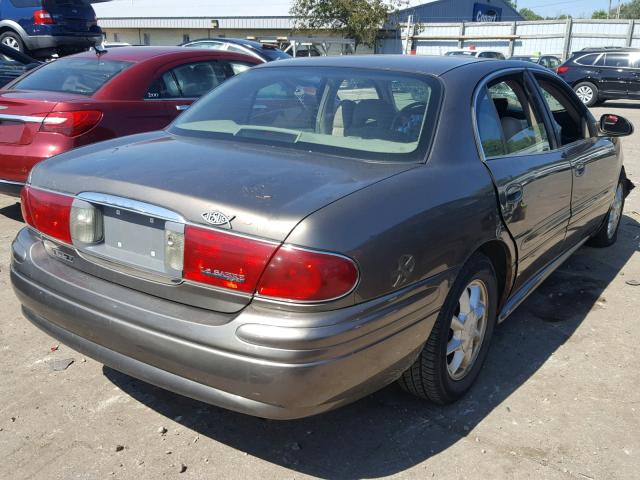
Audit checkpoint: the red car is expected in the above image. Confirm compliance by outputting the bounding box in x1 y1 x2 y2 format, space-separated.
0 47 261 196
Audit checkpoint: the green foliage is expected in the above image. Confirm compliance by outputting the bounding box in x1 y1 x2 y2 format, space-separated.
519 8 543 20
290 0 398 50
618 0 640 19
591 9 608 19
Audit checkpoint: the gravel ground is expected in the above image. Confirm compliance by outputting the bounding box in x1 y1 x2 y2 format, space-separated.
0 103 639 480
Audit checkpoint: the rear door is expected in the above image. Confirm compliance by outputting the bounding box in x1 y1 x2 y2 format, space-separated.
531 71 619 244
598 52 633 97
145 59 255 121
476 71 573 289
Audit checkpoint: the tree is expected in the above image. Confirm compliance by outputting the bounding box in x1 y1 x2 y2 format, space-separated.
618 0 640 19
290 0 398 51
519 8 543 20
592 9 608 19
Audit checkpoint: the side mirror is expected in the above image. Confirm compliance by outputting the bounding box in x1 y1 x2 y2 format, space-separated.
600 113 634 137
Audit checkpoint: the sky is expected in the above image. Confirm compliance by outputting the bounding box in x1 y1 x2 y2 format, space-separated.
514 0 619 18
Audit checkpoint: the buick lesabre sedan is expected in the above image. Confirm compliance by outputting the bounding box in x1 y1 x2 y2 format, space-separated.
11 56 633 419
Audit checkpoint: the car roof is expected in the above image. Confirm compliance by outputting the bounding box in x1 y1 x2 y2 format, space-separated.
66 46 226 63
187 37 263 48
257 55 514 77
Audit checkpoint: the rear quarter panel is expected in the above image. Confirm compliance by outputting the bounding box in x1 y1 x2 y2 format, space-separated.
286 62 514 305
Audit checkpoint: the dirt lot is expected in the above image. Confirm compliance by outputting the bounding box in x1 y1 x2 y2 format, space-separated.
1 103 639 480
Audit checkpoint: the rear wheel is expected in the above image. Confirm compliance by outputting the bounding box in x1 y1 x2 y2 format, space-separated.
398 253 498 404
574 82 598 107
588 179 625 248
0 31 25 53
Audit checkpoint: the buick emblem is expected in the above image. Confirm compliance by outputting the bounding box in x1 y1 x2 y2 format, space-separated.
201 210 235 228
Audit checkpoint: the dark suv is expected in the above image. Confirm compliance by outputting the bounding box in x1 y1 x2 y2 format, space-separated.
557 48 640 106
0 0 103 58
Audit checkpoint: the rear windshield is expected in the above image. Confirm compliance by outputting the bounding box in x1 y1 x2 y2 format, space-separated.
12 58 131 95
260 47 291 61
171 66 441 163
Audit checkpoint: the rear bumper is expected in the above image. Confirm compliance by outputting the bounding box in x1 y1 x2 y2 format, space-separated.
24 34 103 51
0 179 23 197
11 228 451 419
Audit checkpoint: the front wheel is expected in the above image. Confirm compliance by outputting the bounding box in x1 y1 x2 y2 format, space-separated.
398 253 498 404
588 179 625 248
574 82 599 107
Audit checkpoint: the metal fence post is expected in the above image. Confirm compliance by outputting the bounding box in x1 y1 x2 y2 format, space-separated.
562 18 573 61
508 21 517 57
458 22 465 49
627 19 634 47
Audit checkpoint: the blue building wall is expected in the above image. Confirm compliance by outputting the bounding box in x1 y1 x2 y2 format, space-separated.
394 0 523 24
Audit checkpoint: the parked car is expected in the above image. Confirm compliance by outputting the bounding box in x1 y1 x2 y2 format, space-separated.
0 43 41 87
509 54 561 69
181 38 290 62
0 46 260 196
445 49 505 59
556 48 640 106
11 56 633 419
0 0 104 58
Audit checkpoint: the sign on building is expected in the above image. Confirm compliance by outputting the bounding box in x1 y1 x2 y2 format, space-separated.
472 3 502 22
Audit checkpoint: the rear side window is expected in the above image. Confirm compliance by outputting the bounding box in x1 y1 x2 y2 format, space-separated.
603 53 630 68
574 53 600 66
171 61 235 97
12 58 131 95
477 75 551 157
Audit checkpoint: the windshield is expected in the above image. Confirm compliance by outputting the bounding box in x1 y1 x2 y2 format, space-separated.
12 58 131 95
170 66 441 162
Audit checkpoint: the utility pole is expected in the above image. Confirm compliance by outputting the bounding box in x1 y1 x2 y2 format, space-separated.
608 0 612 18
617 0 622 19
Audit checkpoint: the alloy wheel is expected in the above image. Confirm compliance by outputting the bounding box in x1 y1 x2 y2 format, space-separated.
575 86 594 104
1 37 20 51
447 279 489 381
607 183 624 239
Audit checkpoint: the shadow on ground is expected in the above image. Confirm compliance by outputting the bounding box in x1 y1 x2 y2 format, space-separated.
0 202 23 223
105 215 640 479
597 101 640 110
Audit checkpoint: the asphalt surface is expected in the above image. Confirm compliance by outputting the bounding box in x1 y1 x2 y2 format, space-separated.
1 103 639 480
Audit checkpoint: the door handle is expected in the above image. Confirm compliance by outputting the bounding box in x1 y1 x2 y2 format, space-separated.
575 161 586 177
176 104 190 111
505 184 524 206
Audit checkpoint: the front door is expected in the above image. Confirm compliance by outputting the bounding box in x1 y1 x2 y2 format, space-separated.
475 72 573 290
531 71 619 244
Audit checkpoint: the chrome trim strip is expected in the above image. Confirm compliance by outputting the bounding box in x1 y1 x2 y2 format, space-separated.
0 113 64 125
0 179 25 187
77 192 186 223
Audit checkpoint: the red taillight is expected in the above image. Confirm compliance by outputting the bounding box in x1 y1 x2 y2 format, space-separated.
183 225 278 293
183 225 359 302
257 246 359 302
21 186 73 244
33 9 54 25
556 65 570 74
37 111 103 137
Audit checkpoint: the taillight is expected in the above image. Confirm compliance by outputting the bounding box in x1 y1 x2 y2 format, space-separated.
183 225 359 301
33 9 54 25
556 65 570 74
257 246 359 302
183 225 278 293
37 111 103 137
21 186 73 244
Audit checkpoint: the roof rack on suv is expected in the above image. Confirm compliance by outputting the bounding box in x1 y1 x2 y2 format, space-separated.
579 46 640 51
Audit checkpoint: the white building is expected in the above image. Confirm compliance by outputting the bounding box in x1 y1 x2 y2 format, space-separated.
92 0 374 54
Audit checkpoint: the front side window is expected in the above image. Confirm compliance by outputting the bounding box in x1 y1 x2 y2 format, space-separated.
534 75 588 146
171 67 441 162
477 75 551 157
12 58 131 95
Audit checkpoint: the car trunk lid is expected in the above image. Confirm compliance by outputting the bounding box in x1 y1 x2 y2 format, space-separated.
28 131 415 312
0 90 91 145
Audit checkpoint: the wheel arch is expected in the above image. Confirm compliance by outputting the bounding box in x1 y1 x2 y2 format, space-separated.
0 21 29 42
474 238 516 314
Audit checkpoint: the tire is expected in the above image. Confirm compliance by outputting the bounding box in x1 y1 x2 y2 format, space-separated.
588 178 625 248
0 31 25 53
574 82 599 107
398 253 498 404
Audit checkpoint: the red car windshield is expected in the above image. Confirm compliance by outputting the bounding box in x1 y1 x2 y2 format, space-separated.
12 58 131 96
